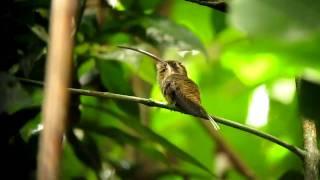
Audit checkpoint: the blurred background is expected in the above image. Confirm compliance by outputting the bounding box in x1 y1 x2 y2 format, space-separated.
3 0 320 179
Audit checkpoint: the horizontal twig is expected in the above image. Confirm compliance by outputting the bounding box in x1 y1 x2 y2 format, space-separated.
18 77 306 158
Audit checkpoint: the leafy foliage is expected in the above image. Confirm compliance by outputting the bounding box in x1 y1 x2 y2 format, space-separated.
3 0 320 179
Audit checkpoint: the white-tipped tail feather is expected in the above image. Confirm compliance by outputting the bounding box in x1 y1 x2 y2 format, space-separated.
208 115 220 130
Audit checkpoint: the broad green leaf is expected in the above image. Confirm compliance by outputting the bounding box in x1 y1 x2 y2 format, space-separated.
106 0 125 11
227 0 320 76
94 47 156 85
82 125 141 145
67 130 102 173
62 139 96 179
137 16 207 56
82 125 168 162
211 10 227 35
229 0 320 41
220 38 320 85
85 105 215 176
171 0 215 44
96 60 134 94
95 60 139 116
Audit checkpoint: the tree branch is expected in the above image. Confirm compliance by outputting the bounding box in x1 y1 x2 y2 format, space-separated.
302 118 319 180
199 121 255 179
18 78 306 159
296 78 320 179
36 0 77 179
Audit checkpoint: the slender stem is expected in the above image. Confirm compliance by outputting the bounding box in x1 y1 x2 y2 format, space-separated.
18 78 306 158
199 121 255 179
75 0 87 36
303 118 319 180
36 0 77 179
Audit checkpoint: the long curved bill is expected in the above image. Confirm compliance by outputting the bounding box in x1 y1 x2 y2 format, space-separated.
118 45 164 63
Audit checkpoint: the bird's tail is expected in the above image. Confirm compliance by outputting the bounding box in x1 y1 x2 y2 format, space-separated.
207 114 220 130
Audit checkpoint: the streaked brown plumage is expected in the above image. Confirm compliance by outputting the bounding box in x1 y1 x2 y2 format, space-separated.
118 45 219 130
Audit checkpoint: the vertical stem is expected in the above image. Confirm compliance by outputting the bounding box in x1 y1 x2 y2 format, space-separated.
36 0 77 179
303 118 319 180
199 121 255 179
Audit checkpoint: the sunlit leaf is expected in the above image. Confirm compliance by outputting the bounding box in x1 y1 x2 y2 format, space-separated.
20 113 41 141
171 0 214 44
229 0 320 41
107 0 125 11
227 0 320 74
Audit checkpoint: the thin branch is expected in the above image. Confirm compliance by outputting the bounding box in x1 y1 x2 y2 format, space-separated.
18 78 306 158
75 0 87 34
302 118 319 180
36 0 77 179
199 121 255 179
296 78 320 179
185 0 228 12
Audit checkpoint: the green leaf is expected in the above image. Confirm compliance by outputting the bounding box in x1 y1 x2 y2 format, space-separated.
220 39 320 85
67 130 102 173
82 125 141 145
62 139 96 179
171 0 215 44
229 0 320 41
94 47 156 84
30 24 48 43
211 10 227 35
136 16 207 56
95 60 139 116
86 105 215 176
82 125 168 162
279 170 303 180
0 73 33 114
20 112 41 141
227 0 320 75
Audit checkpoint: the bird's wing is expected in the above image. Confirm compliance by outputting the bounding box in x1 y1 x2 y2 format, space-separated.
163 75 220 130
163 75 204 117
180 78 201 104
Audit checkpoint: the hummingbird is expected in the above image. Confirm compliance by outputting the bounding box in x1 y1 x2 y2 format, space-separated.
118 46 220 130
